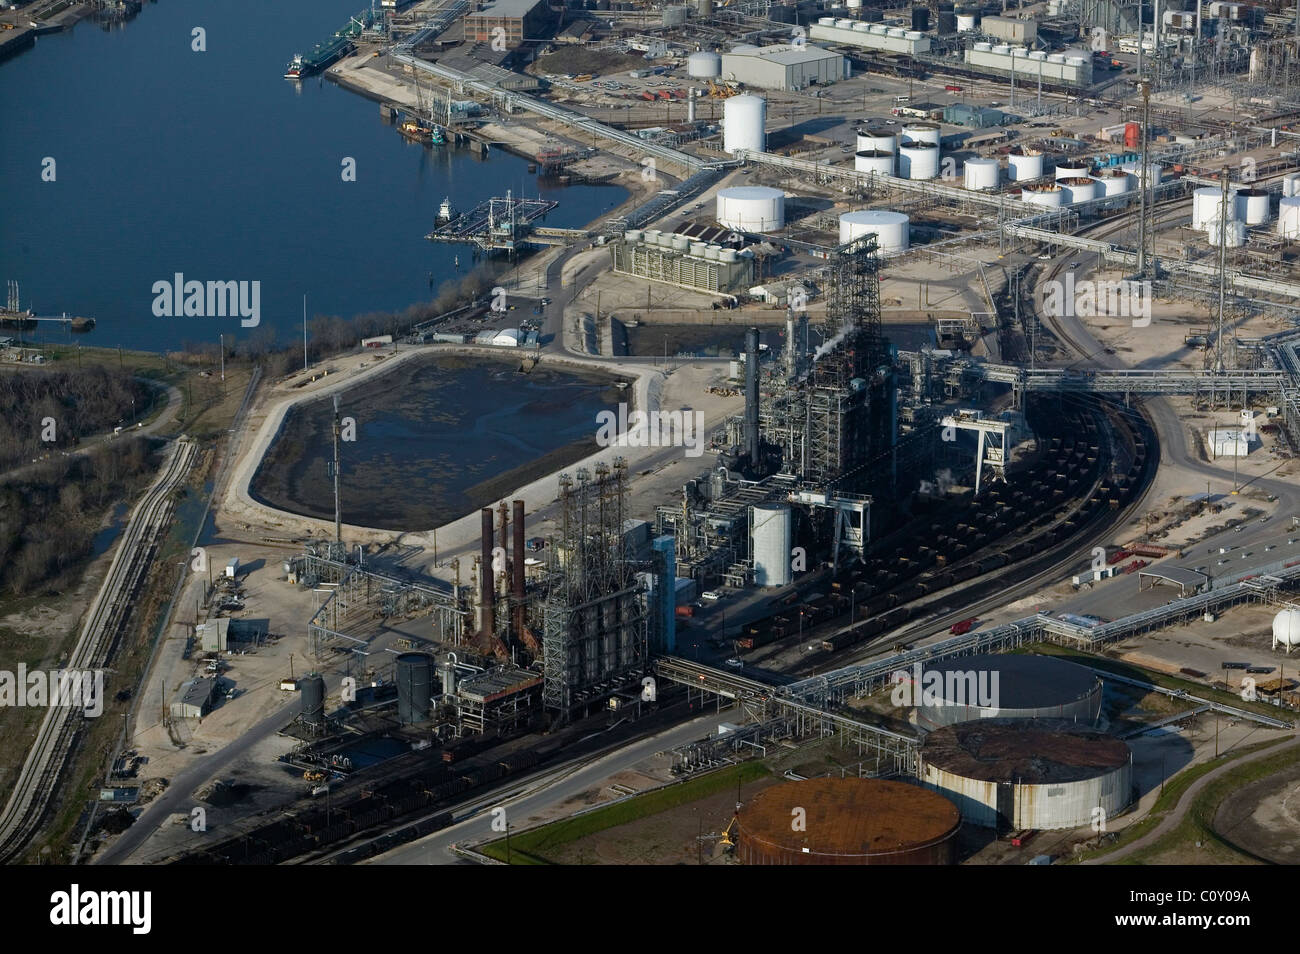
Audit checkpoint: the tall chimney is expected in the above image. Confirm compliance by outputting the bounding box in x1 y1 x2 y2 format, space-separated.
744 326 760 470
480 508 494 635
512 499 526 636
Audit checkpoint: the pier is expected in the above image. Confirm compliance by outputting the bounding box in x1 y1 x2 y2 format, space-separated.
425 191 559 253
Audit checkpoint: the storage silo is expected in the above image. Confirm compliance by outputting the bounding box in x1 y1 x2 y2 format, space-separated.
395 652 434 724
735 778 961 865
716 185 785 231
1284 173 1300 198
1059 176 1099 204
663 4 688 26
687 50 722 78
1207 219 1246 247
301 673 326 728
1278 196 1300 238
1097 168 1132 196
751 503 792 586
900 121 941 146
1021 183 1064 207
855 149 895 175
1054 161 1090 181
1235 188 1270 225
1006 147 1044 181
963 157 1000 190
839 210 910 252
1193 187 1234 229
898 142 940 179
723 94 766 155
857 128 897 153
920 719 1133 831
957 12 977 30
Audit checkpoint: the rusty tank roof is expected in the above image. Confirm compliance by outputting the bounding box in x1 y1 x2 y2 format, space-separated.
921 718 1131 784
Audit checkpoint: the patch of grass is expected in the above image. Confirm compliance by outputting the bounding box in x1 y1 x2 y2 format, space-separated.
480 762 770 865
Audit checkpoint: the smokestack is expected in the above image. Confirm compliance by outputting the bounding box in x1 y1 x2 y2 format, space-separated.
744 326 760 470
784 312 796 378
687 87 697 123
512 499 526 636
479 508 494 635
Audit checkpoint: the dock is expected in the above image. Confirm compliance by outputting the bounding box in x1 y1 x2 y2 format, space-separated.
426 192 560 253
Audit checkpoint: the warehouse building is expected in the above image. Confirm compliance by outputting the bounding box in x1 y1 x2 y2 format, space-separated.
463 0 552 47
943 104 1007 128
170 677 218 721
719 44 846 91
1205 426 1252 458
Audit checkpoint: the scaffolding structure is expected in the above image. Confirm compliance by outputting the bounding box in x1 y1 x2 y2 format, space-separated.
541 459 648 717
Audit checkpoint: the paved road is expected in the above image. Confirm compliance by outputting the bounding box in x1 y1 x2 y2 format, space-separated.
367 712 722 865
1083 735 1300 864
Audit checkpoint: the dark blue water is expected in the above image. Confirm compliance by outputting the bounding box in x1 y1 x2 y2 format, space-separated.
0 0 626 353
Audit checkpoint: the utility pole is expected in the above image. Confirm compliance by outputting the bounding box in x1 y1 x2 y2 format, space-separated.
219 333 225 382
1137 80 1151 278
303 294 309 372
332 394 342 547
1215 165 1230 386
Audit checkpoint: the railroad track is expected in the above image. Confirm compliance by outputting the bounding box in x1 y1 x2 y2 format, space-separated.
0 438 196 862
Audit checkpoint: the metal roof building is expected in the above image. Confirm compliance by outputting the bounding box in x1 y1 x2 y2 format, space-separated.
719 44 846 91
170 677 218 721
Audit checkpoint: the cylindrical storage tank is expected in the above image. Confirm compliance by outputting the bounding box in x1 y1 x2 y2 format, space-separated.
1284 173 1300 198
395 652 434 724
1124 121 1140 148
439 658 457 697
905 29 923 40
671 234 690 251
911 6 929 30
857 129 897 153
1006 148 1044 181
972 40 992 51
818 15 835 25
663 4 688 26
301 673 326 727
689 241 708 256
1273 607 1300 648
855 149 895 175
1278 196 1300 238
887 27 906 37
1192 187 1234 229
1054 161 1090 181
957 13 977 30
1207 219 1246 247
839 209 910 253
697 0 712 14
1098 169 1132 195
963 157 1000 191
1021 182 1064 207
846 0 863 9
991 43 1010 54
836 18 854 27
1121 161 1162 185
705 244 723 260
687 50 722 78
716 185 784 231
869 23 888 34
1047 52 1066 63
751 503 793 586
720 248 738 262
1028 49 1047 60
1235 188 1270 225
1059 176 1098 205
852 21 871 31
624 229 643 243
901 121 941 146
920 720 1133 831
643 228 662 245
723 93 766 155
908 654 1104 730
735 777 961 865
898 142 940 179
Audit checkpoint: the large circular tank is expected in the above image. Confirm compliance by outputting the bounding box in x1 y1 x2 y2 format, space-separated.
898 142 940 180
1054 161 1090 181
301 673 326 728
1097 168 1132 195
920 719 1133 831
1279 196 1300 238
1284 173 1300 198
751 503 793 586
905 653 1103 730
1207 218 1246 247
1006 148 1044 181
1273 608 1300 649
395 652 434 724
1235 188 1270 225
855 149 895 175
1121 161 1162 185
671 234 689 251
963 157 1000 191
1059 176 1099 205
900 122 941 146
716 185 784 231
839 209 910 253
735 777 961 864
723 94 766 155
687 50 722 78
957 13 977 30
1193 186 1235 229
856 128 897 153
1021 182 1064 207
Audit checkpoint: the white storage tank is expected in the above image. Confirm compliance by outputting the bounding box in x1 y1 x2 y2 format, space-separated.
751 503 793 587
835 18 854 28
991 43 1010 54
671 234 690 251
853 21 872 31
957 13 977 30
1273 607 1300 650
1193 187 1235 229
855 149 895 175
1121 161 1162 185
1278 196 1300 238
887 26 906 37
687 51 722 78
720 248 739 262
898 142 940 179
869 23 888 34
1006 148 1044 181
624 229 643 242
1021 183 1064 207
1047 52 1066 63
1284 173 1300 198
1059 176 1099 205
1097 169 1132 196
705 244 723 260
1235 188 1270 225
1028 49 1047 60
643 228 662 245
857 128 897 153
972 41 992 52
1054 161 1090 181
1207 219 1246 247
905 30 923 39
901 122 941 146
689 241 707 256
963 157 1000 191
717 185 785 231
817 15 835 25
839 209 910 253
723 94 766 155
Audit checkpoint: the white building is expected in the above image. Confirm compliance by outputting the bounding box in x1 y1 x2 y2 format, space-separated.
719 44 846 91
1206 427 1251 459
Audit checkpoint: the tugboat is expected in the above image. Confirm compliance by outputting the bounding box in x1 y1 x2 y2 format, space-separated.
437 197 455 223
429 124 446 146
284 53 304 79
